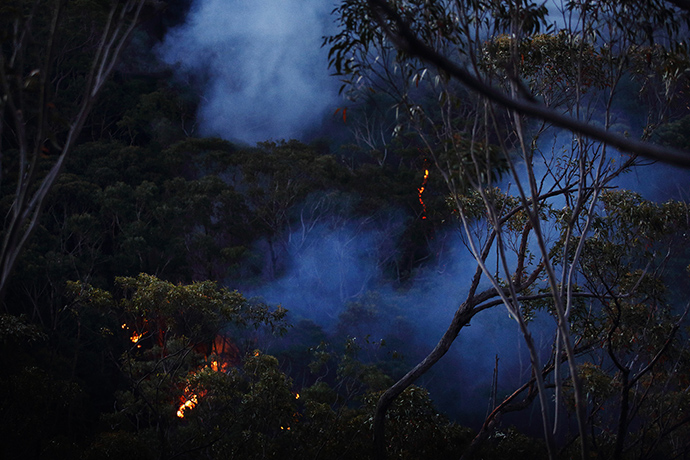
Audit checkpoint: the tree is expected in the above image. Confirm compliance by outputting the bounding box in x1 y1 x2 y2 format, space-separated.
0 0 147 305
68 274 289 459
327 1 690 458
70 275 475 460
353 0 690 166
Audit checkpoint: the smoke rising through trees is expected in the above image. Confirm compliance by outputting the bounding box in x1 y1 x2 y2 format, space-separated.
245 213 555 424
158 0 339 143
3 0 690 458
159 0 689 428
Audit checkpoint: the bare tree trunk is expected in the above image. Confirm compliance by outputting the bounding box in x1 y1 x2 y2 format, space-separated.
0 0 146 308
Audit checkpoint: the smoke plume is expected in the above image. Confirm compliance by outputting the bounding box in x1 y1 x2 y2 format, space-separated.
244 211 554 424
158 0 338 143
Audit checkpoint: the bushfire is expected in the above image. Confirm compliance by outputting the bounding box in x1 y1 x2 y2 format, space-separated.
176 356 301 420
176 335 239 418
418 166 430 219
176 363 219 419
121 321 293 421
177 393 199 418
121 323 144 348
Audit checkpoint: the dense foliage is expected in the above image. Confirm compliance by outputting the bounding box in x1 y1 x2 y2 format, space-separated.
2 0 690 459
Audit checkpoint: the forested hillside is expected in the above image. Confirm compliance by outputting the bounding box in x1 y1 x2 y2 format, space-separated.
2 1 690 459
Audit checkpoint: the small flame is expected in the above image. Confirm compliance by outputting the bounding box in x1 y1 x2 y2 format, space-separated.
209 359 229 372
130 331 143 343
122 323 144 347
177 394 199 418
176 351 235 419
175 335 239 420
418 166 430 219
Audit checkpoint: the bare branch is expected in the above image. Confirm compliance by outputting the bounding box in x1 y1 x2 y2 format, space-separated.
366 0 690 168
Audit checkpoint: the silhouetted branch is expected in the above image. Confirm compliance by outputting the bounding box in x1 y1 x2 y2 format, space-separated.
366 0 690 168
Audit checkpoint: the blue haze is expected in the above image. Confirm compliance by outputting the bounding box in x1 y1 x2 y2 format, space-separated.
155 0 688 426
157 0 338 143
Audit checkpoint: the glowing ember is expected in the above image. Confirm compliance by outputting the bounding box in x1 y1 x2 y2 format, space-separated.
175 336 238 419
176 394 199 418
122 323 144 347
130 331 143 343
418 166 430 219
124 324 240 419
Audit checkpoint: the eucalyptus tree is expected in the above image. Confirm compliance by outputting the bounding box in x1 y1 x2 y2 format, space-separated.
0 0 147 306
66 274 290 459
326 0 690 458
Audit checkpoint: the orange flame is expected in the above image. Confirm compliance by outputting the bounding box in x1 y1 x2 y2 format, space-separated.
418 167 430 219
176 337 237 418
130 331 143 343
177 394 199 418
122 323 144 348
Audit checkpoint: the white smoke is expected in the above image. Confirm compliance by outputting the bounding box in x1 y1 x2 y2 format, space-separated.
158 0 338 143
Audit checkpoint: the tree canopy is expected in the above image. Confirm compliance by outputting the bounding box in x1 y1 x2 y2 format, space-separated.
325 0 690 458
2 1 690 459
